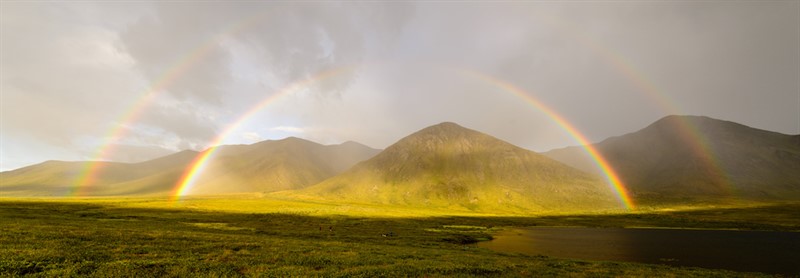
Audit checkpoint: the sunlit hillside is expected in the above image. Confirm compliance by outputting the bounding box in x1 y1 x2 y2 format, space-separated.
290 122 620 213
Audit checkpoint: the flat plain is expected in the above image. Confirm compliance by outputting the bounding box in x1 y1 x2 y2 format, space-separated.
2 196 798 277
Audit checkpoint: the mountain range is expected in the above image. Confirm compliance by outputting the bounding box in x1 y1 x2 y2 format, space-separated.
2 115 799 210
544 115 800 204
0 138 379 197
188 138 380 194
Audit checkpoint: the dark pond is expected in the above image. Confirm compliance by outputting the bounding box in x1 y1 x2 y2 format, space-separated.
478 227 800 275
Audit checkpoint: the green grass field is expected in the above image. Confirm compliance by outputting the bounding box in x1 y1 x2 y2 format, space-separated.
2 196 797 277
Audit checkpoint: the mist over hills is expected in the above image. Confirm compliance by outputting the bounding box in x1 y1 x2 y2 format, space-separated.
292 122 619 212
544 115 800 203
0 139 379 197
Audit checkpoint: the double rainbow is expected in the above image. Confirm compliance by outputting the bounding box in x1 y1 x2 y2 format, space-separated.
70 9 279 195
169 64 636 209
72 10 728 209
171 67 356 199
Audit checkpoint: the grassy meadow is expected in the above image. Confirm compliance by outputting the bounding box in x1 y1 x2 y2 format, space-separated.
2 196 798 277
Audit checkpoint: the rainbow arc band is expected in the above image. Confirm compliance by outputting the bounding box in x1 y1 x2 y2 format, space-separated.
171 67 355 200
171 64 635 210
71 8 281 196
536 12 729 193
75 10 724 205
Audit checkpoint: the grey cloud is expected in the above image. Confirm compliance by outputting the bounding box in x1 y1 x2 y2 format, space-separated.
113 2 418 150
234 3 414 96
133 102 221 149
1 2 145 148
119 3 234 104
119 2 414 104
1 2 797 171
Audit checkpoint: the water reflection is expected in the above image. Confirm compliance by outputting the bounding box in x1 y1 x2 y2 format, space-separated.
478 227 800 275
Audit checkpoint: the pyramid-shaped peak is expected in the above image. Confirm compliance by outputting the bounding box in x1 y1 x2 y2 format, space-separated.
398 122 495 145
384 122 521 156
299 121 618 212
425 121 465 130
412 122 481 137
432 121 463 128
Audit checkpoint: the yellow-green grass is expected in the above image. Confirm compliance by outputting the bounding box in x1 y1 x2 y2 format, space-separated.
2 196 798 276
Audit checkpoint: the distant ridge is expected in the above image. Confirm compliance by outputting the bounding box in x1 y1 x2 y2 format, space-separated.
190 137 380 194
0 150 199 196
293 122 619 212
544 115 800 203
0 138 380 196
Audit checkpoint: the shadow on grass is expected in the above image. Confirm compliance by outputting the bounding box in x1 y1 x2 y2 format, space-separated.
1 200 796 276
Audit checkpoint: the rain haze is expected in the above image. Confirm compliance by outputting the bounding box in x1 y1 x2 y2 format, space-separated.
1 1 798 171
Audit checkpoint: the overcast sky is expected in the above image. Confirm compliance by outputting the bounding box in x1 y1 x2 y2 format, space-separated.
1 1 798 171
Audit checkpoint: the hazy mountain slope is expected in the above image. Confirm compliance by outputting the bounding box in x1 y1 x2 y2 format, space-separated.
189 137 380 194
544 115 800 203
1 160 99 196
0 150 199 196
293 122 620 212
1 139 380 196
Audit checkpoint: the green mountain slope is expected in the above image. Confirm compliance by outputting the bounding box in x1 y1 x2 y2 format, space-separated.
544 115 800 203
292 122 621 213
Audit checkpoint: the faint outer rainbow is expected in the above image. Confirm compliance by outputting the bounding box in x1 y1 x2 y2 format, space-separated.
71 44 215 196
538 14 729 190
71 10 277 196
457 69 635 210
593 49 727 189
171 67 356 200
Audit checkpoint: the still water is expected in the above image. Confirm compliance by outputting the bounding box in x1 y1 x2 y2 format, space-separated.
478 227 800 275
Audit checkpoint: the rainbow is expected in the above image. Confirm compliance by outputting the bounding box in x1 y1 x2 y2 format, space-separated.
74 10 719 205
456 69 635 209
586 35 729 192
71 45 212 195
535 13 729 191
171 66 356 200
171 64 635 209
71 10 279 196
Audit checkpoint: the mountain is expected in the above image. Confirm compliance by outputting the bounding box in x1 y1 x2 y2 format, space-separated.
188 137 380 194
0 150 199 196
544 115 800 204
0 139 380 196
292 122 620 212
